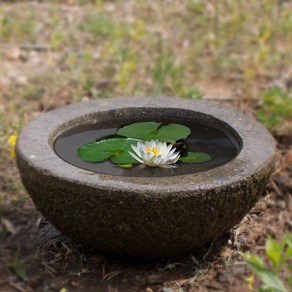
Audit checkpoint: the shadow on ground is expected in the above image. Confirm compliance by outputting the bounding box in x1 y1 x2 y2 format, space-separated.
0 203 243 292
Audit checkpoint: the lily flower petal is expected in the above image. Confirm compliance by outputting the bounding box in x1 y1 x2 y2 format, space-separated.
129 140 180 167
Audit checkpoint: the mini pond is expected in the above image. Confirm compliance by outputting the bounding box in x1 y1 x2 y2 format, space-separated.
16 97 276 258
54 118 240 177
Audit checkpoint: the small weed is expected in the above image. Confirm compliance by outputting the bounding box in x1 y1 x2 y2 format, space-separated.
77 69 98 97
50 31 65 50
183 86 203 100
0 10 36 41
256 87 292 129
187 0 205 14
117 60 137 90
242 233 292 292
151 46 184 95
79 13 116 39
10 253 27 282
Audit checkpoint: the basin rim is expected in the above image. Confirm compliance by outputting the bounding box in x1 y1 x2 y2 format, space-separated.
16 96 276 194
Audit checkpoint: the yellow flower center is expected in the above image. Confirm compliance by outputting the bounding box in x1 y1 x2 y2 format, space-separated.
146 145 161 157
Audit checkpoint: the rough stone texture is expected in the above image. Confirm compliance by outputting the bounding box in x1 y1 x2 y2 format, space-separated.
16 97 276 258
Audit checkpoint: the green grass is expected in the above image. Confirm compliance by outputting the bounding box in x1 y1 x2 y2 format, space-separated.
79 13 117 39
242 233 292 292
256 87 292 129
0 0 291 132
0 9 37 42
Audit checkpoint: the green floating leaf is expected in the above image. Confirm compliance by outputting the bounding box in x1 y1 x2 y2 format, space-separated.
179 152 211 163
152 123 191 142
110 150 137 164
78 143 110 162
117 122 161 140
78 137 140 163
118 163 133 168
117 122 191 142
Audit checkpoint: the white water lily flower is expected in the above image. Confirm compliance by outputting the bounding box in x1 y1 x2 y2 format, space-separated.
129 140 180 167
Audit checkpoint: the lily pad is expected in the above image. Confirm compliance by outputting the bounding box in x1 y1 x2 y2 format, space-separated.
179 152 212 163
117 122 161 140
117 122 191 142
151 123 191 142
110 150 138 164
78 137 141 163
118 163 133 168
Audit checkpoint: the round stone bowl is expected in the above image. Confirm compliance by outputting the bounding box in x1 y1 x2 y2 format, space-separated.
16 97 276 258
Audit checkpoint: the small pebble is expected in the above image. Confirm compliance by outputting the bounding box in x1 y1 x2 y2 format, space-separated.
239 235 247 244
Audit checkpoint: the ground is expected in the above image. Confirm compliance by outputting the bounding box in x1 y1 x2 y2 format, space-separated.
0 1 291 291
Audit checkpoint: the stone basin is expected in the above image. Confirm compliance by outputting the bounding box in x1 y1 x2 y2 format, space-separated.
16 96 276 258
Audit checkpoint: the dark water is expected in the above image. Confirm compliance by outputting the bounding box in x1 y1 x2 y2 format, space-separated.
54 118 241 177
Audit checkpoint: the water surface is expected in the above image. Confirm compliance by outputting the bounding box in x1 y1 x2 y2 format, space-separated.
54 118 240 177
